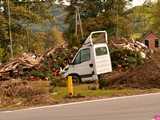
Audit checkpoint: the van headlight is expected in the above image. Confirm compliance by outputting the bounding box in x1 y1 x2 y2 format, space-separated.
60 65 69 77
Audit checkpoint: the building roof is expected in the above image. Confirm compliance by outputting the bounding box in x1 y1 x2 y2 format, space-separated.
143 32 159 41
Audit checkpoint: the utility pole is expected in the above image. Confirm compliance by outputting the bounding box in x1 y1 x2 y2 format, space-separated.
75 6 84 41
26 3 31 52
75 7 78 38
116 0 119 40
7 0 13 58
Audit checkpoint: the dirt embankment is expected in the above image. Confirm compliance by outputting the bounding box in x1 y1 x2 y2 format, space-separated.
105 50 160 89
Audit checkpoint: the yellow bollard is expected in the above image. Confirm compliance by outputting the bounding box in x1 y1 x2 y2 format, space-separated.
67 76 74 97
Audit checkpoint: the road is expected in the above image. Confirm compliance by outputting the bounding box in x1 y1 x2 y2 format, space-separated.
0 93 160 120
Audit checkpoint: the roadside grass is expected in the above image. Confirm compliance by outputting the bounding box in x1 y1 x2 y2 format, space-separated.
0 80 53 111
52 84 160 102
1 82 160 111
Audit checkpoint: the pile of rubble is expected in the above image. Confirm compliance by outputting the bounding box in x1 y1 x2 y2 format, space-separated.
110 38 148 59
0 37 149 80
102 50 160 89
0 43 77 80
0 53 41 73
0 53 41 80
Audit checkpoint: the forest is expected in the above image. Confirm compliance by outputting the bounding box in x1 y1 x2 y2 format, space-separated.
0 0 160 63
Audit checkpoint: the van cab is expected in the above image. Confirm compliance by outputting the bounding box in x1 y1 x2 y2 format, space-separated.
60 31 112 82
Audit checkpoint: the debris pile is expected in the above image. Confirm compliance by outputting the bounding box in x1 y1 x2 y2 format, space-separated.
110 38 148 59
102 50 160 89
0 53 42 80
0 44 78 80
0 53 41 73
0 37 150 81
108 38 148 70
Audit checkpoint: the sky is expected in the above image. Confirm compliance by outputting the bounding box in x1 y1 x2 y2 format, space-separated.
132 0 146 7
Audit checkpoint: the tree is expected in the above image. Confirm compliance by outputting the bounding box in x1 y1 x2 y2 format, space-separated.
0 0 54 62
127 0 160 39
0 14 10 61
0 14 9 47
151 0 160 34
65 0 133 47
0 47 5 62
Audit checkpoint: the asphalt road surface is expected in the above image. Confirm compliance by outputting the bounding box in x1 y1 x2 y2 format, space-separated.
0 93 160 120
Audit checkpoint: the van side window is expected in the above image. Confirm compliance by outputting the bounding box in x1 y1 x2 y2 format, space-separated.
73 48 90 65
80 48 90 63
96 47 108 56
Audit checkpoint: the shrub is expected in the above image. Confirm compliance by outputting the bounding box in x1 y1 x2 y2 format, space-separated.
110 48 144 69
31 70 46 79
49 77 66 92
30 70 66 92
99 79 108 89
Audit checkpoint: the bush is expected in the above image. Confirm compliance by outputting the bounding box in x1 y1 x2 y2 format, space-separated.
99 79 109 89
110 48 144 69
30 70 66 92
49 77 65 87
31 70 46 79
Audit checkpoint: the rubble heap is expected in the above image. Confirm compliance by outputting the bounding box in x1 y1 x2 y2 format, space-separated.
110 38 148 58
0 44 77 80
102 50 160 89
0 53 41 73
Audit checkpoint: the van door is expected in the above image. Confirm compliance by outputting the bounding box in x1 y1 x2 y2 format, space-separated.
72 47 94 80
94 45 112 75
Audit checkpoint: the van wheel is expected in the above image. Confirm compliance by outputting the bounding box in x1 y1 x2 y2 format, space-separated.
70 75 81 85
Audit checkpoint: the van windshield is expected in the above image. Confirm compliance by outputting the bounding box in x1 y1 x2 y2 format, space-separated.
73 48 90 64
96 47 108 56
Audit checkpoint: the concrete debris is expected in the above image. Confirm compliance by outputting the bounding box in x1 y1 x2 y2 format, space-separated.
111 38 148 58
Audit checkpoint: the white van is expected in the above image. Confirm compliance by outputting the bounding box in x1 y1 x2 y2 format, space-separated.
60 31 112 82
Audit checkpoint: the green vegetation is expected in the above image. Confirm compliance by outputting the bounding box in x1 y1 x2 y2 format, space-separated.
1 81 160 110
64 0 160 46
52 84 160 102
65 0 133 46
128 0 160 39
111 48 144 69
1 0 160 62
1 0 160 111
0 0 54 62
